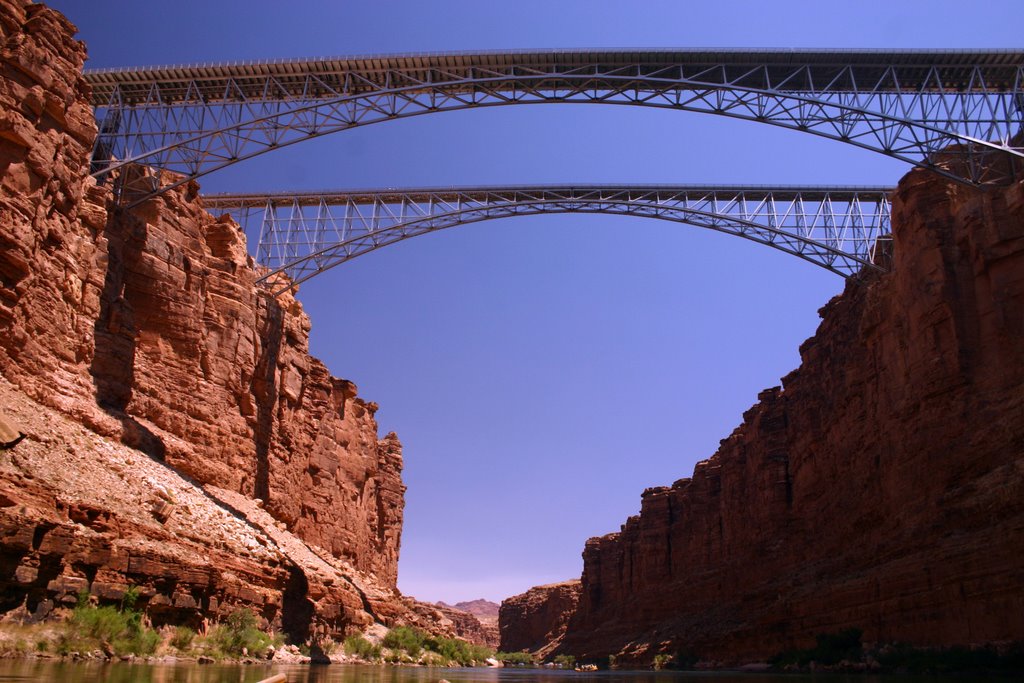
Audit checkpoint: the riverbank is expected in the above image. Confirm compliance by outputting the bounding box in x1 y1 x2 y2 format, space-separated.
0 607 507 668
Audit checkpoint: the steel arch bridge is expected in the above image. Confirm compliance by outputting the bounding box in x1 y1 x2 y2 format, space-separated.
203 185 894 293
86 49 1024 202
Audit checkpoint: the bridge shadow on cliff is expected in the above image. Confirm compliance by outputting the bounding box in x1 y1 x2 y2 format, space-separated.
252 296 282 503
90 206 166 460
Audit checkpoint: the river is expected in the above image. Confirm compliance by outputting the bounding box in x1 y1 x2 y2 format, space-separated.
0 661 1006 683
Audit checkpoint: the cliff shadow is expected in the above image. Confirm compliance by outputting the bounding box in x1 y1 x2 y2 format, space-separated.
90 206 166 460
252 295 283 502
282 564 318 653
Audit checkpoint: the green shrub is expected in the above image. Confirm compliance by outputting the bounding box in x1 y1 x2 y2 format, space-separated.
653 653 672 670
121 586 140 611
121 627 160 656
170 625 195 650
343 633 381 660
497 651 535 665
380 626 496 666
72 605 126 642
383 625 426 658
65 598 159 656
423 634 493 665
209 608 271 656
553 654 576 669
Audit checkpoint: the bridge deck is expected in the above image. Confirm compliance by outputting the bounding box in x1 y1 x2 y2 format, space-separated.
203 184 897 208
85 49 1024 105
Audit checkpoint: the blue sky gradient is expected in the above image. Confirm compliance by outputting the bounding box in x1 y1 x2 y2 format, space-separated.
49 0 1024 602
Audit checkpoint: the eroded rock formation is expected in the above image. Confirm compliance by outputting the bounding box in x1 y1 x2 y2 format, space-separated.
538 170 1024 664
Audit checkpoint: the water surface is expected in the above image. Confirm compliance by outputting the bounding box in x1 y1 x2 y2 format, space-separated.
0 661 1008 682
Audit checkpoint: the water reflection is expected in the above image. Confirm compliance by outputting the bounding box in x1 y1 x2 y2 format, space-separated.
0 660 986 683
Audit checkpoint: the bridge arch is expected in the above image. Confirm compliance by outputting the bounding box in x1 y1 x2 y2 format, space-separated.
204 185 893 294
87 50 1024 203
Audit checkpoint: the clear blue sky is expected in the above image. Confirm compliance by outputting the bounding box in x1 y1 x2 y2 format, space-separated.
49 0 1023 603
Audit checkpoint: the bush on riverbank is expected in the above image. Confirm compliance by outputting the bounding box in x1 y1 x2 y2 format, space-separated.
170 626 195 650
17 595 283 662
378 625 494 666
495 650 535 665
382 625 424 657
0 590 502 668
344 633 382 660
57 590 160 656
552 654 576 669
207 608 278 657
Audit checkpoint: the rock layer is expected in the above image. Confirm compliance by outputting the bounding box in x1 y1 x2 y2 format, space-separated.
549 171 1024 664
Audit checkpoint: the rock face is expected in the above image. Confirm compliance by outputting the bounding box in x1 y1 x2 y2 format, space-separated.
0 0 106 415
545 171 1024 664
0 0 409 636
499 581 580 656
92 184 405 587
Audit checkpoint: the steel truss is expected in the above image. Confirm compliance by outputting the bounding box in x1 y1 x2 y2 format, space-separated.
202 185 894 293
86 49 1023 202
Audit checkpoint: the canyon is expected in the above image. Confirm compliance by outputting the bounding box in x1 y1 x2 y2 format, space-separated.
500 167 1024 663
1 0 1022 667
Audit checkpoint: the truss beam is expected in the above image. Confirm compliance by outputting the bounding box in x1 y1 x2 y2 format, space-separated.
202 184 894 293
86 50 1024 202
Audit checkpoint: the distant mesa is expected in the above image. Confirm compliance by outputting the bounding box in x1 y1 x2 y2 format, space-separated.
436 599 500 625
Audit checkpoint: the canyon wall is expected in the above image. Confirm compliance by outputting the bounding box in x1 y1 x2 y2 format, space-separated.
0 0 424 639
544 169 1024 664
0 0 402 589
499 581 580 656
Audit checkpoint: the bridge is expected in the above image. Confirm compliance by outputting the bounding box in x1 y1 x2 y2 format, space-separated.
203 185 893 293
87 49 1024 203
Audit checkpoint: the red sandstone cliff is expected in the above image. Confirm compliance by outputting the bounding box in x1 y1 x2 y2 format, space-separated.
0 0 417 639
540 171 1024 664
0 0 402 590
499 581 580 656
